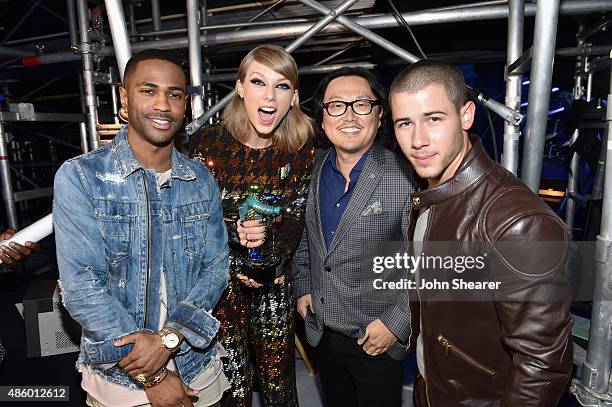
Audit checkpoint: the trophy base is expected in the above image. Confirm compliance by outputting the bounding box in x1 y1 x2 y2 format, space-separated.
243 263 278 284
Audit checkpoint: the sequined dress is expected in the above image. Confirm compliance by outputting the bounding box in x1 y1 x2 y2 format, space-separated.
190 125 314 407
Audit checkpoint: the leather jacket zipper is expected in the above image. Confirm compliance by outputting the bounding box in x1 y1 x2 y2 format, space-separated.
437 334 497 377
142 171 151 328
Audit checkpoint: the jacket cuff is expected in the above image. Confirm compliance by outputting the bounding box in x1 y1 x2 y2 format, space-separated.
82 334 139 368
166 302 220 350
293 277 311 301
379 304 411 344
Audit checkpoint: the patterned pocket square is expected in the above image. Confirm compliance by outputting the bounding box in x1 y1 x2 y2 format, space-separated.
361 200 383 216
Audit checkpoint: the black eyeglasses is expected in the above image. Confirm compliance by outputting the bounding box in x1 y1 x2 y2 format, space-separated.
322 99 380 117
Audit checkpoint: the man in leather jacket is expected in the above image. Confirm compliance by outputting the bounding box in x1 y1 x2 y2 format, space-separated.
389 59 573 406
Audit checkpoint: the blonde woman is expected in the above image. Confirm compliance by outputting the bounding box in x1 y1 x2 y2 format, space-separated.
190 45 313 407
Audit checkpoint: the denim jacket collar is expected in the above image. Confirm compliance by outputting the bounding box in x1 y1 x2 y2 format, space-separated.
111 125 196 181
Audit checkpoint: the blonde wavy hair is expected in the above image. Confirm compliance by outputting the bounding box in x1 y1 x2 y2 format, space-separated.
222 45 312 154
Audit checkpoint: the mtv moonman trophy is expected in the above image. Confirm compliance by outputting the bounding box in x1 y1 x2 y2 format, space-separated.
238 184 282 284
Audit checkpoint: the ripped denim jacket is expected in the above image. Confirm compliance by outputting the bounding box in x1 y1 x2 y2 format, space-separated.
53 127 229 388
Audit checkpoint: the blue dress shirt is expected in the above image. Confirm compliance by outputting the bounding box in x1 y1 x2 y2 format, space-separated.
319 148 371 248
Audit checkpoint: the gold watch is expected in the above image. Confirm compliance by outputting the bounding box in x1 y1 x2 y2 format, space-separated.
159 328 181 353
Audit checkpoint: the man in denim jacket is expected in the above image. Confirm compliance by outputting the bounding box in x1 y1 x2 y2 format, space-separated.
54 49 229 406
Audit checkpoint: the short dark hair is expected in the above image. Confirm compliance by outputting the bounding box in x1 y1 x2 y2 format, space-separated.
312 67 388 147
389 59 467 111
123 48 187 86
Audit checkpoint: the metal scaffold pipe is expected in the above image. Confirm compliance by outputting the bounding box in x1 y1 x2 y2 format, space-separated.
205 61 376 82
284 0 359 53
21 1 612 67
185 0 360 135
587 50 612 393
104 0 132 80
0 123 18 229
205 66 214 125
201 0 208 27
520 0 560 193
564 39 586 234
67 0 88 153
128 3 137 37
299 0 419 63
67 0 89 153
187 0 205 119
501 0 524 174
312 40 364 66
151 0 161 34
557 45 611 58
110 67 120 124
572 51 612 404
586 71 606 203
76 0 99 150
66 0 78 49
0 46 31 58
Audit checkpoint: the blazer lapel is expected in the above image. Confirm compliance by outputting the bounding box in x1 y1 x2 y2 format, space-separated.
326 144 383 257
311 148 330 258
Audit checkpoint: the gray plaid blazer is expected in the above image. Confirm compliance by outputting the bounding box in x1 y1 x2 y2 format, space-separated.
292 143 417 361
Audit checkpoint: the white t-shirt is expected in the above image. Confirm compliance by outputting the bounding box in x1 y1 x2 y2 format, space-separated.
414 208 430 380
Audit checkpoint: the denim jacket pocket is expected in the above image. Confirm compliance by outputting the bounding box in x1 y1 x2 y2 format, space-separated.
95 200 135 258
96 212 134 260
96 203 135 305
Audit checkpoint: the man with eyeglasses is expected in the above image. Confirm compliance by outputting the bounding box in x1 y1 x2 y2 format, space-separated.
292 67 417 407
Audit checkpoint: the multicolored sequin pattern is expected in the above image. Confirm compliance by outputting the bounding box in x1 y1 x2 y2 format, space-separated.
190 125 313 407
191 125 313 222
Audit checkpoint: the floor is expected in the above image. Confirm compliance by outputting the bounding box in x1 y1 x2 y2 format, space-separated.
250 350 416 407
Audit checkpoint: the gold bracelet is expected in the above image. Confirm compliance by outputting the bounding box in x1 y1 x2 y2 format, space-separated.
143 366 169 388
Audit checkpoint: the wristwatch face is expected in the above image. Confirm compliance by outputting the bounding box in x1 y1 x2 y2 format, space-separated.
162 332 180 350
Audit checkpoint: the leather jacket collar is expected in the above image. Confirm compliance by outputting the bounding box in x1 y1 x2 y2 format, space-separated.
410 135 495 210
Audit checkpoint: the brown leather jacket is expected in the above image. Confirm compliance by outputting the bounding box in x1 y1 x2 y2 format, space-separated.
408 138 573 407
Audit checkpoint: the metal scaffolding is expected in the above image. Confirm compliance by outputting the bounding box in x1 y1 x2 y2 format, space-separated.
67 0 89 154
573 50 612 405
76 0 99 151
565 25 587 236
520 0 561 193
18 0 612 67
501 0 524 174
104 0 132 80
187 0 205 119
186 0 361 134
186 0 523 135
0 123 18 229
